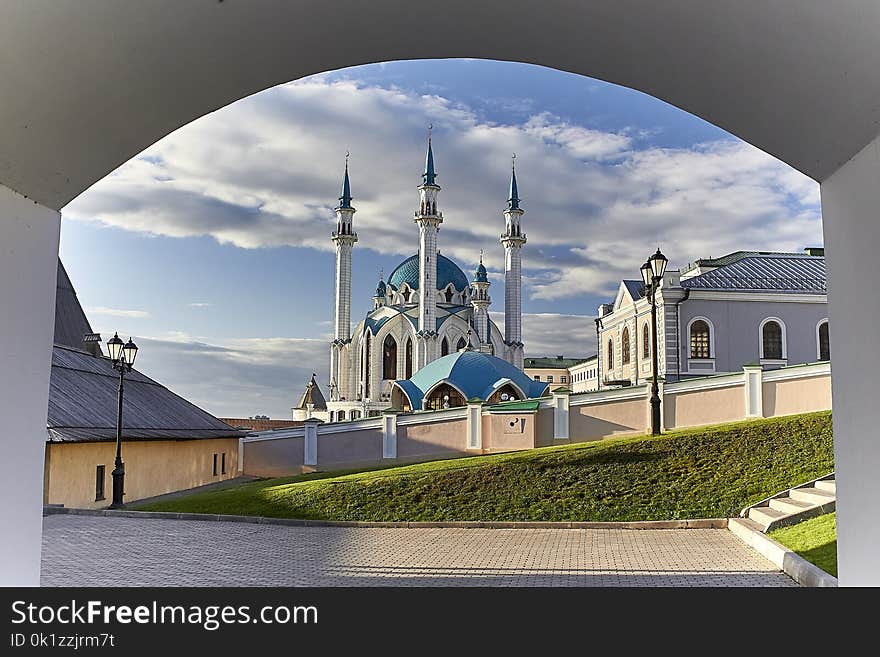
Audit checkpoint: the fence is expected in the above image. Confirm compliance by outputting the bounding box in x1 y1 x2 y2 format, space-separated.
242 361 832 477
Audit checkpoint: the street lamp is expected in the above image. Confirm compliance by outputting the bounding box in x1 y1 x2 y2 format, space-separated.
641 248 668 436
106 332 138 508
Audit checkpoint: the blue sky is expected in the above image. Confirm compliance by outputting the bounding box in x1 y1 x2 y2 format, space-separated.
59 59 822 418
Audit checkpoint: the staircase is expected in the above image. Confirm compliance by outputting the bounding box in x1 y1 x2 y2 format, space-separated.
738 473 835 532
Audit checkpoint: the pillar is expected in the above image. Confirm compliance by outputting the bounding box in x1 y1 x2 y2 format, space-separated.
382 410 397 459
821 131 880 585
303 419 320 467
743 364 764 418
0 184 60 586
466 401 482 450
552 389 570 440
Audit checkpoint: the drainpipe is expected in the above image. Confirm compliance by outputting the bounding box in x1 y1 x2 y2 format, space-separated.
674 288 691 381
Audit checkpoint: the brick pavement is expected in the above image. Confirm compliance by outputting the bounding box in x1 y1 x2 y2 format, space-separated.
40 515 796 587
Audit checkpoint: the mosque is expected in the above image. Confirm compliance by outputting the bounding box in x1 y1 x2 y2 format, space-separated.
326 136 539 421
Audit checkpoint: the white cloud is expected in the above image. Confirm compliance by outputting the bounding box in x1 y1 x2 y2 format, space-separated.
64 76 822 303
187 302 212 308
85 306 151 319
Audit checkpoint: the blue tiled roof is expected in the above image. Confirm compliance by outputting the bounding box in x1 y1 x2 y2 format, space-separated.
393 351 549 410
474 261 488 283
388 253 470 292
681 254 826 292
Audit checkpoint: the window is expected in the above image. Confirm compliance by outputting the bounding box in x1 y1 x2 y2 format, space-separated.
761 319 784 360
621 327 631 364
561 376 567 383
221 452 226 475
690 320 711 358
547 375 554 383
363 332 371 398
534 375 540 381
642 323 650 358
338 410 346 421
383 334 397 380
457 336 467 351
441 337 449 357
405 338 413 378
424 383 465 411
444 287 454 303
95 465 105 501
607 339 614 370
818 321 830 361
212 453 218 476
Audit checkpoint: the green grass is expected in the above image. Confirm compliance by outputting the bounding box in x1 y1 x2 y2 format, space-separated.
136 411 834 522
769 512 837 577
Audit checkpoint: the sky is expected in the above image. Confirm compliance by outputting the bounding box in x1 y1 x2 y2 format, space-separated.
59 59 823 418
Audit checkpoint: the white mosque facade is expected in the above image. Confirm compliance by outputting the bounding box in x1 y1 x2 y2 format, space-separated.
327 139 528 421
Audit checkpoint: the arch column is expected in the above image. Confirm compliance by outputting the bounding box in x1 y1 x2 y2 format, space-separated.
0 184 60 586
821 132 880 586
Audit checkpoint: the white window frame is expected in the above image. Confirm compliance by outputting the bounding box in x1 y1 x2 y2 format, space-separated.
816 318 830 361
759 316 787 364
685 316 716 374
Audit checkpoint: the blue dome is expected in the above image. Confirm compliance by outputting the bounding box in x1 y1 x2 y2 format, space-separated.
393 351 549 410
473 261 488 283
375 279 386 296
388 253 469 292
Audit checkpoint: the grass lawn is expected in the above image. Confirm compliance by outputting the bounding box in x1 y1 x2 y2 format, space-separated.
136 411 833 522
769 512 837 577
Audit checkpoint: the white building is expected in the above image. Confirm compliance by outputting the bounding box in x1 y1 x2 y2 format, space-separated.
327 139 527 421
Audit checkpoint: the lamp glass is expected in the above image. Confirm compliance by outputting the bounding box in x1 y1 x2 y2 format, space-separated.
107 333 124 362
640 261 653 287
650 248 668 279
123 338 138 367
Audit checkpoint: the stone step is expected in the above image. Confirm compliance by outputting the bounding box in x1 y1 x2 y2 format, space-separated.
748 506 787 529
789 487 836 505
768 497 815 514
814 479 836 494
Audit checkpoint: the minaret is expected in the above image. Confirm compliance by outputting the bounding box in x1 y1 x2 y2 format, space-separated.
500 155 526 369
471 251 492 353
373 271 386 309
330 154 358 401
414 129 443 369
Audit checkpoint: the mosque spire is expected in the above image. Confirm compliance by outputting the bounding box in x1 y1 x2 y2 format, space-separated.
423 125 437 186
338 151 353 209
508 153 520 210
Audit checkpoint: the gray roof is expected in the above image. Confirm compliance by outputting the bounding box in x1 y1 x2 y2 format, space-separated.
681 254 826 293
48 345 244 443
54 260 102 356
294 374 327 410
623 280 645 300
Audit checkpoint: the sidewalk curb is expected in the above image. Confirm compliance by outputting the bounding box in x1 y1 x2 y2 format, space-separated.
43 506 728 530
728 517 838 587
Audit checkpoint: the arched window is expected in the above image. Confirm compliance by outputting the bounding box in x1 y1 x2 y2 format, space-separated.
445 287 454 303
405 338 413 378
621 327 631 364
350 410 360 420
761 319 784 360
338 410 346 421
818 320 830 361
488 384 521 404
457 336 467 351
441 337 449 357
383 334 397 380
424 383 465 411
607 338 614 370
690 320 711 358
363 332 371 398
642 323 650 358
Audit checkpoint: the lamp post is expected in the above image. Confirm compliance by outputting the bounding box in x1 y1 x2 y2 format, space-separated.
106 332 139 509
641 248 668 436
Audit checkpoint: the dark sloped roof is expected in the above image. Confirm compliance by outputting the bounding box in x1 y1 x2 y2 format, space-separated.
54 260 102 355
681 254 826 292
524 356 590 369
294 374 327 410
622 279 645 300
48 345 244 442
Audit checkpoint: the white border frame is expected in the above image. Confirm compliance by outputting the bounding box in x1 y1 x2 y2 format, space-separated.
816 317 830 361
759 316 787 362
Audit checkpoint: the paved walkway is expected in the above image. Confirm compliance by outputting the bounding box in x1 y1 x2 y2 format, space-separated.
41 515 795 587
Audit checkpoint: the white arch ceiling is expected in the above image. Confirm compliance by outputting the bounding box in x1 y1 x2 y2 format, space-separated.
1 1 879 211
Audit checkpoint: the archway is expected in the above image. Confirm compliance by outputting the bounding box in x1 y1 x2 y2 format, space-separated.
2 2 879 585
